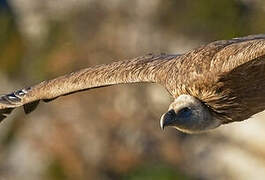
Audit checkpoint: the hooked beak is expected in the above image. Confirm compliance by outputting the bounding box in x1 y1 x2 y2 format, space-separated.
160 109 176 130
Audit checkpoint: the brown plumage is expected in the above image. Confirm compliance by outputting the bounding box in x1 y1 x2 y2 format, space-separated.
0 34 265 133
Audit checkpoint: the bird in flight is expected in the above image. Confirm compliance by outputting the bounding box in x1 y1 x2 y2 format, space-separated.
0 34 264 133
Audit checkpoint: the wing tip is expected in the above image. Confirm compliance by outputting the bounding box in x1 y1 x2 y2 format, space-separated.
0 88 31 122
0 107 15 123
23 100 40 114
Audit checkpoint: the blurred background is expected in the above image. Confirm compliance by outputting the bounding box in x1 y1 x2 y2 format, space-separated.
0 0 265 179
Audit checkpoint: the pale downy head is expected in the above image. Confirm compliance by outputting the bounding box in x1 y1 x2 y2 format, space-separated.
160 95 222 133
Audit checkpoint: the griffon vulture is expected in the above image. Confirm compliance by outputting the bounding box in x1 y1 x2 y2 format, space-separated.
0 34 265 133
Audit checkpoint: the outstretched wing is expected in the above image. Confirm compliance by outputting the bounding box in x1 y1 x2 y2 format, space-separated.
210 34 265 72
217 55 265 123
207 34 265 123
0 54 178 121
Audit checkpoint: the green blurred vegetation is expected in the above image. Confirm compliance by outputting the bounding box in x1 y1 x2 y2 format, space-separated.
122 163 190 180
157 0 265 40
45 158 68 180
0 8 24 77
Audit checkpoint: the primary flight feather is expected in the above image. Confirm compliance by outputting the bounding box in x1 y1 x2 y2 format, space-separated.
0 34 265 133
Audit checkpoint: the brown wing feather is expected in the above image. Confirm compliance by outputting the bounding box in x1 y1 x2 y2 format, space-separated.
0 53 178 119
200 35 265 123
216 55 265 123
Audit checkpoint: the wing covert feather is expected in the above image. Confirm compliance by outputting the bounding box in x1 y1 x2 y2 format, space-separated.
217 55 265 122
0 54 178 119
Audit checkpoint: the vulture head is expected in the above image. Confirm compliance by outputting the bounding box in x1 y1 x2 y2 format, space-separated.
160 95 222 133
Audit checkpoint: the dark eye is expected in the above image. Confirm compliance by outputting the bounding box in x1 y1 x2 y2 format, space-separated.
178 107 192 118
